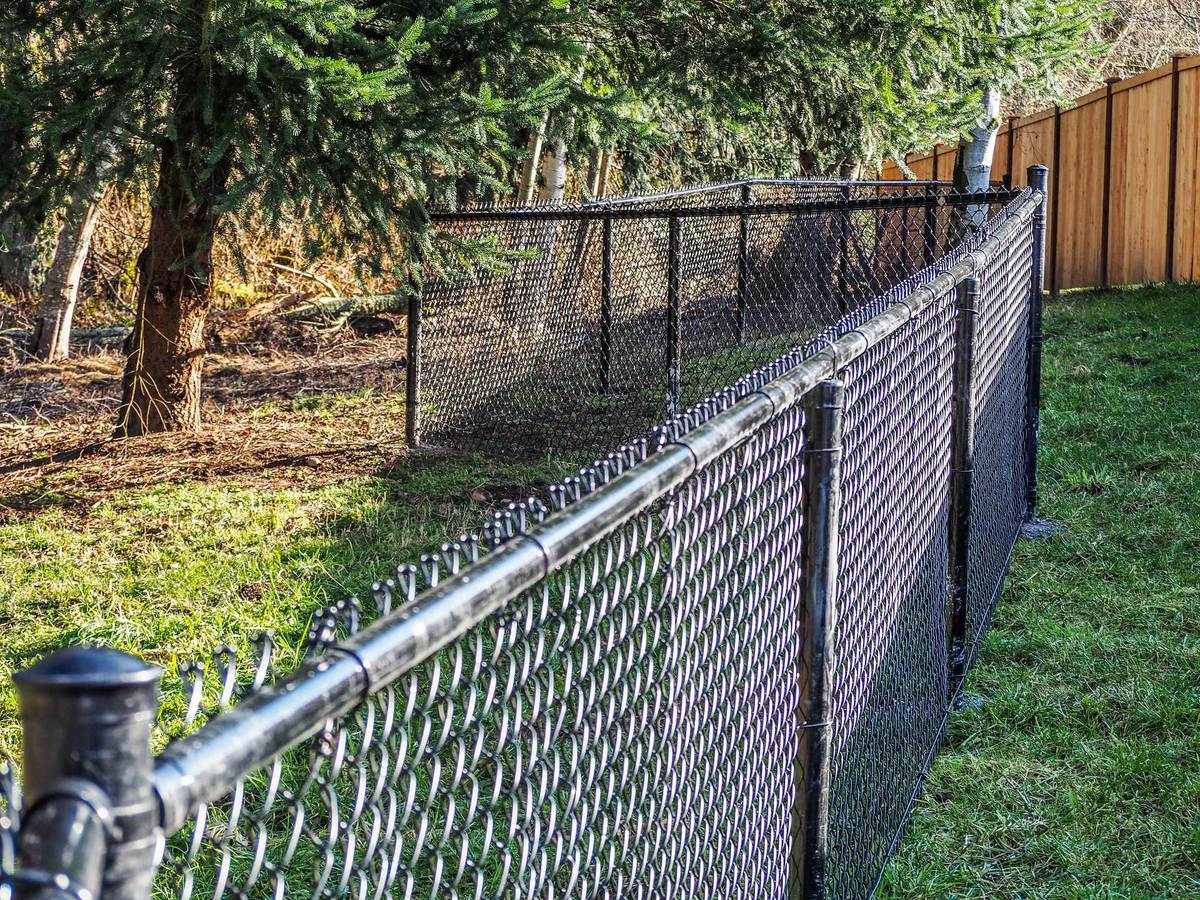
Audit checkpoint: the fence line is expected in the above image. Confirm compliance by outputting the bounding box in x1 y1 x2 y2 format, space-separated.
412 181 1020 453
2 169 1046 900
882 54 1200 291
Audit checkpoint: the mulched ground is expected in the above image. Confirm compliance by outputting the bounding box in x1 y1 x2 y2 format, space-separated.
0 328 416 516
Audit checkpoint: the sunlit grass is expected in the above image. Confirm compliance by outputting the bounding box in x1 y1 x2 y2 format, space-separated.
881 283 1200 898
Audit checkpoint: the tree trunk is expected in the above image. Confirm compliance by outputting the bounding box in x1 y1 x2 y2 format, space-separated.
0 212 54 299
539 135 569 203
953 86 1003 231
517 118 548 204
114 147 225 437
29 190 107 361
585 149 602 198
595 152 613 199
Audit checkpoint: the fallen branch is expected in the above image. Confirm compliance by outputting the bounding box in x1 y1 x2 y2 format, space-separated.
282 292 408 320
266 262 341 298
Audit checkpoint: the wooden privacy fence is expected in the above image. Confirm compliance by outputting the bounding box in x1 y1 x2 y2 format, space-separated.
882 53 1200 292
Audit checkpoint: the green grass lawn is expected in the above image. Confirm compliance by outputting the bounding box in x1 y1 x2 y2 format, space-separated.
2 284 1197 896
882 283 1200 898
0 452 565 753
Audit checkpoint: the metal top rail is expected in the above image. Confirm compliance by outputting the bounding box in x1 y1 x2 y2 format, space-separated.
574 177 954 210
151 185 1043 836
428 177 970 219
429 188 1019 223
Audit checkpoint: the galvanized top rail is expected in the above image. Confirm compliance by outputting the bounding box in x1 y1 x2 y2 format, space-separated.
429 187 1019 223
151 185 1043 836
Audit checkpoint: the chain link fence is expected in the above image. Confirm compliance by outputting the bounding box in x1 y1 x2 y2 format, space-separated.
1 169 1047 900
413 180 1020 453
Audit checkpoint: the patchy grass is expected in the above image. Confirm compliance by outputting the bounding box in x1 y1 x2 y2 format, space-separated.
882 283 1200 899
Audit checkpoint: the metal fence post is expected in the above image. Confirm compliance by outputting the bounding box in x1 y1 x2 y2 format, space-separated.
947 277 979 698
599 214 614 392
405 284 423 446
666 214 682 415
922 182 938 268
1024 165 1049 522
837 183 852 314
792 379 845 900
12 647 162 900
736 182 751 343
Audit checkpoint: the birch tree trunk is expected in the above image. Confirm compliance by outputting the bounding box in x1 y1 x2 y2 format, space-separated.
538 132 569 203
29 190 107 360
953 86 1003 230
517 118 548 204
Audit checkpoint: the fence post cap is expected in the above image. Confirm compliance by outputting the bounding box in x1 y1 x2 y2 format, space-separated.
15 646 161 692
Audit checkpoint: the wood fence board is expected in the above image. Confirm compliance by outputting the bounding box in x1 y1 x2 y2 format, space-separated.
1174 67 1200 280
908 154 935 180
1110 76 1173 285
877 55 1200 290
994 121 1013 184
1011 116 1057 282
1056 102 1106 289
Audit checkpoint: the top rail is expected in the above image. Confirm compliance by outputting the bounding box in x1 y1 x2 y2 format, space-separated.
430 182 1002 222
151 186 1042 836
574 177 955 210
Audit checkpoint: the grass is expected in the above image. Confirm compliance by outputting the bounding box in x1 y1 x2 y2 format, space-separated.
881 283 1200 898
0 452 564 754
2 284 1197 896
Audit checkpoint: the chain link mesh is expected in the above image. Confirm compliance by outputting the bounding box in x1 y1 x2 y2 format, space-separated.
158 401 812 900
0 184 1043 900
419 182 1017 453
826 280 957 900
964 217 1036 671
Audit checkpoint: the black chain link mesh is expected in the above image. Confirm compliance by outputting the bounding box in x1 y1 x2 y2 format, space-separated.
0 759 15 883
826 280 957 900
0 184 1044 900
419 182 1018 454
964 217 1036 671
158 401 812 900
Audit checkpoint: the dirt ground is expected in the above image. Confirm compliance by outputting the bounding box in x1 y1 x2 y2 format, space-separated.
0 328 416 516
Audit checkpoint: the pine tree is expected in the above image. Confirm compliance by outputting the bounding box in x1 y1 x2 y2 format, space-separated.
1 0 577 433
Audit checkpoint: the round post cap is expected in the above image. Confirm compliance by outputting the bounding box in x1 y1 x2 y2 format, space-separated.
15 646 161 692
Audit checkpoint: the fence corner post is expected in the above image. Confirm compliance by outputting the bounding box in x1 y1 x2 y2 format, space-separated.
948 277 979 699
1024 165 1049 522
792 379 845 900
405 284 423 447
13 646 162 900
